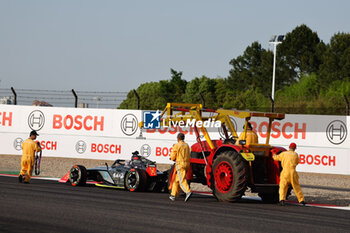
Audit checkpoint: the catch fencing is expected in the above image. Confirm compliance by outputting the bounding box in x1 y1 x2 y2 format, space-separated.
0 87 128 109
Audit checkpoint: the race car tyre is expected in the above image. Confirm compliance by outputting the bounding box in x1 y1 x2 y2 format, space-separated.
125 168 147 192
69 165 87 186
159 169 171 193
211 150 248 202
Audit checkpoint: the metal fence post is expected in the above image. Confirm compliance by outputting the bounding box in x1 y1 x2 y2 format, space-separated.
11 87 17 105
199 92 205 108
344 95 349 116
133 89 140 110
72 89 78 108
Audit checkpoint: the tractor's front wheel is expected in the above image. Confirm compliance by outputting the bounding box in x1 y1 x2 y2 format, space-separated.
211 151 248 202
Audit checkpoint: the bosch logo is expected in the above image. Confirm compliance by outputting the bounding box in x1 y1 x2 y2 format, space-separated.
218 116 237 139
28 110 45 131
75 140 87 154
140 144 151 157
326 120 347 145
13 138 23 151
121 114 138 136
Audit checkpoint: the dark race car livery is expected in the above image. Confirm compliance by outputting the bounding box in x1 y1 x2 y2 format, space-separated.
60 151 169 192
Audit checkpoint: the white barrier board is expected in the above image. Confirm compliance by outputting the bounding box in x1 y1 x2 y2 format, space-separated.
0 105 349 175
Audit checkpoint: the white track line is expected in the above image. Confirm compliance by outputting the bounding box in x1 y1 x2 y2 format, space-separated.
0 173 60 181
192 190 350 210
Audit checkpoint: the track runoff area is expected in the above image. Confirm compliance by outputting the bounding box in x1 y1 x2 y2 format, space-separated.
1 173 349 211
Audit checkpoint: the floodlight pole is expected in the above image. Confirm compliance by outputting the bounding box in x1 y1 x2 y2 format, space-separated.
269 39 282 101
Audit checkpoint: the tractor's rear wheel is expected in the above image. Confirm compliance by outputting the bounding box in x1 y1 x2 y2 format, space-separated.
211 151 248 202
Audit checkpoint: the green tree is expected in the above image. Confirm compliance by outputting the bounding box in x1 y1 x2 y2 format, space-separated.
227 42 273 95
276 73 319 101
119 25 350 115
119 69 187 109
183 77 201 104
278 24 322 79
215 78 230 107
275 73 320 113
221 88 269 111
183 76 220 108
118 90 138 109
167 69 187 102
118 82 167 110
318 33 350 88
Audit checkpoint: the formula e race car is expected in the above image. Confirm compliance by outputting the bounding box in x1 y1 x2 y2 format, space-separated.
60 151 169 192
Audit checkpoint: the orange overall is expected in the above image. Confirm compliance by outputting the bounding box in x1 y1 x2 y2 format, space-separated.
236 129 259 145
273 150 305 202
170 140 191 197
20 139 41 182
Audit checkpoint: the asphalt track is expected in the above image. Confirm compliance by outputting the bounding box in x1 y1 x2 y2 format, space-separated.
1 176 350 233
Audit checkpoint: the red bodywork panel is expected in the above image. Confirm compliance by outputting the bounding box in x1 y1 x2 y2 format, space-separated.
146 166 157 177
190 158 206 164
268 146 287 184
186 165 193 180
59 171 70 183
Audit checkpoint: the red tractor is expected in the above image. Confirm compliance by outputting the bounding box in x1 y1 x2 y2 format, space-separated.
140 103 287 202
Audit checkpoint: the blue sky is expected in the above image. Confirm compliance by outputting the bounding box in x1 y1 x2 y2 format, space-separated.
0 0 349 92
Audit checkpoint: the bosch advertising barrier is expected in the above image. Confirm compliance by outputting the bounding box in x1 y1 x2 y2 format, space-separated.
0 105 349 175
